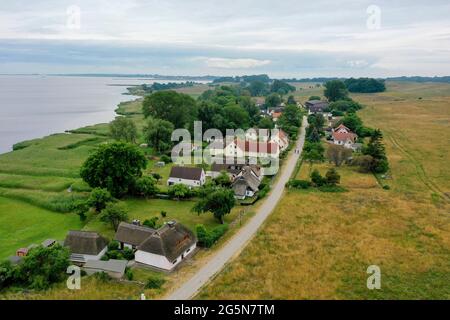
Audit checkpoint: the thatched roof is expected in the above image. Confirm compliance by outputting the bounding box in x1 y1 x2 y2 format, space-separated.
114 222 155 246
64 231 108 255
137 221 196 261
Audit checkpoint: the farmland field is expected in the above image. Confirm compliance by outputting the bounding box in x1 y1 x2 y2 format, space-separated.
197 81 450 299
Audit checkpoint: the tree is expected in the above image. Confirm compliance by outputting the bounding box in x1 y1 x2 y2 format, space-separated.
168 184 191 200
80 142 147 197
324 80 348 102
270 80 296 95
325 168 341 186
193 188 235 224
308 95 321 101
132 176 158 197
109 117 137 143
307 127 321 142
265 93 281 109
87 188 114 212
248 81 268 96
239 96 260 126
287 95 296 105
326 144 352 166
223 103 250 129
328 100 362 113
279 104 301 127
351 155 374 173
144 118 174 153
142 91 197 128
258 116 275 129
310 169 326 187
100 202 128 231
303 142 325 164
340 113 363 133
344 78 386 93
363 129 389 173
14 245 70 290
214 171 232 188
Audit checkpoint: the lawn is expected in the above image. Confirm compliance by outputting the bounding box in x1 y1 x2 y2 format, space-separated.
0 196 83 259
197 81 450 299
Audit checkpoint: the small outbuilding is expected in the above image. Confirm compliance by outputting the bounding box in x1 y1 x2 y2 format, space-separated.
82 259 128 279
64 231 108 264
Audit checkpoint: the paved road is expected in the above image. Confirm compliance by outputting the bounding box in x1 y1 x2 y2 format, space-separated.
165 116 308 300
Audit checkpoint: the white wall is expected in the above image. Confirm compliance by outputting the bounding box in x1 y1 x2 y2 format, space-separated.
135 243 196 271
167 171 205 187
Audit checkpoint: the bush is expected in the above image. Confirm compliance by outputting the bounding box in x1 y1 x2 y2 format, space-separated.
196 224 229 248
143 217 159 228
108 241 120 251
311 169 326 187
325 168 340 186
125 268 133 281
94 272 111 282
160 211 167 218
383 185 391 190
145 275 165 289
132 176 158 197
160 155 171 163
87 188 114 212
287 179 311 189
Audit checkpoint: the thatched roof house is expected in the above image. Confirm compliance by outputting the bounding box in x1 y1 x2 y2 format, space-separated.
114 222 155 249
135 221 197 270
64 231 108 263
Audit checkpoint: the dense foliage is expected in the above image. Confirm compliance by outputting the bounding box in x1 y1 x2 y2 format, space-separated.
80 142 147 197
344 78 386 93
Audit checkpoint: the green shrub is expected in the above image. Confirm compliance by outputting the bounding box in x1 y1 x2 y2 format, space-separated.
287 179 311 189
145 275 165 289
160 211 167 218
383 185 390 190
125 268 133 281
94 271 111 282
160 155 171 163
143 217 159 228
196 224 228 248
108 241 120 251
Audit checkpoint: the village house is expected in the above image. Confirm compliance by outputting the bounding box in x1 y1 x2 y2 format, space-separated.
270 129 289 151
114 222 155 250
209 161 246 179
221 139 280 159
271 111 282 122
134 220 197 271
167 166 206 188
63 230 108 264
232 166 262 200
331 124 358 149
305 100 329 114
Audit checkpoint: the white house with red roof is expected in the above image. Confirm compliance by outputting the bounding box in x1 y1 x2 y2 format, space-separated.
331 124 358 149
270 129 289 151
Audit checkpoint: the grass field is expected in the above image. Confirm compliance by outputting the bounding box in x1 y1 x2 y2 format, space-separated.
0 197 83 258
197 81 450 299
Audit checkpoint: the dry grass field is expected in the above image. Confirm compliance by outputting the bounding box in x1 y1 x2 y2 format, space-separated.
197 81 450 299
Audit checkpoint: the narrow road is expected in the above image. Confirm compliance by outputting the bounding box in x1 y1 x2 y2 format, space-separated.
165 116 308 300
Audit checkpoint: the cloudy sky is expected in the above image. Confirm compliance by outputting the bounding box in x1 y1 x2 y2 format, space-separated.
0 0 449 77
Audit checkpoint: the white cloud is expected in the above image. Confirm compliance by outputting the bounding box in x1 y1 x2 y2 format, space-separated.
204 58 271 69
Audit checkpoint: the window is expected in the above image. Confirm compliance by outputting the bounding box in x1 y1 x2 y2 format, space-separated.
186 248 191 253
172 259 177 264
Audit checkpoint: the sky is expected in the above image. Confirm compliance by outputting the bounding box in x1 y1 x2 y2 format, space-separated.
0 0 449 78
